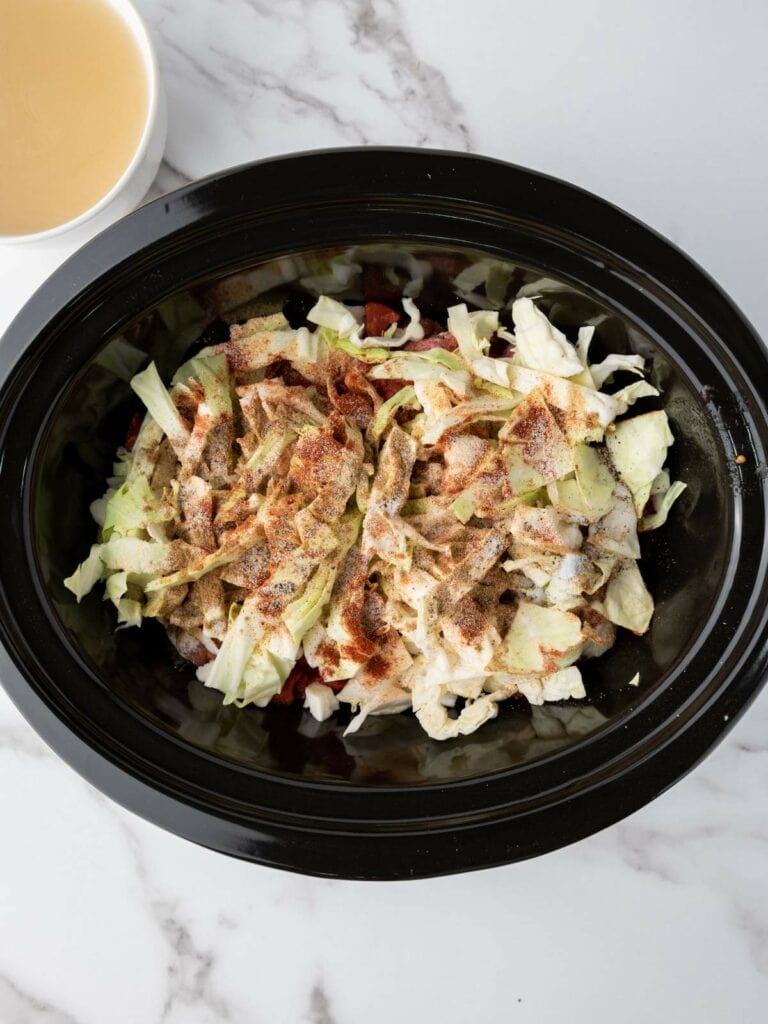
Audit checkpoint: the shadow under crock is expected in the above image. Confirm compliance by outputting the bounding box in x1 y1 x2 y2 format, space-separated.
1 150 766 877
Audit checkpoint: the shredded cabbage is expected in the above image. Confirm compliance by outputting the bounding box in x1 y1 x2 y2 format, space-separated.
130 362 191 456
606 410 675 515
510 298 583 378
67 281 681 742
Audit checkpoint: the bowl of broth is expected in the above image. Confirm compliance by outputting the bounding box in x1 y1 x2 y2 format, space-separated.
0 0 165 243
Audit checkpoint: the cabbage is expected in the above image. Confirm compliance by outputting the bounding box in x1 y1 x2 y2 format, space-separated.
237 630 296 707
515 666 586 705
546 478 593 523
452 259 515 309
115 598 143 629
118 420 162 491
506 366 617 437
575 325 594 367
450 493 477 524
499 391 576 492
317 327 391 362
611 380 659 414
417 528 507 644
295 326 321 362
406 642 499 740
510 506 583 553
145 518 263 590
201 598 265 703
282 513 360 639
447 303 511 387
370 351 469 397
412 678 499 740
64 545 105 601
504 601 583 673
338 633 414 734
102 475 170 541
99 538 184 576
588 483 640 558
600 560 654 634
105 570 128 607
370 385 419 442
188 352 232 418
208 323 314 372
304 682 340 722
243 427 296 478
421 396 518 445
67 287 683 741
640 479 686 531
400 297 424 343
474 379 518 402
605 410 675 514
307 295 361 338
510 298 583 377
130 362 190 456
574 444 615 515
588 352 645 388
107 570 143 628
300 255 361 295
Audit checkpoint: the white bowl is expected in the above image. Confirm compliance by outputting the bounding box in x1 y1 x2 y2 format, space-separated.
0 0 166 246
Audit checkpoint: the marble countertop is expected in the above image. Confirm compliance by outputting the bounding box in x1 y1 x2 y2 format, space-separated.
1 1 767 1021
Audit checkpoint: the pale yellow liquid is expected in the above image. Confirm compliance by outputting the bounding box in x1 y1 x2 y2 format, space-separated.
0 0 148 235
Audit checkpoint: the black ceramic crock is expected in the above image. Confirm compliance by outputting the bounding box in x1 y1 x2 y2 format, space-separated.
1 149 767 879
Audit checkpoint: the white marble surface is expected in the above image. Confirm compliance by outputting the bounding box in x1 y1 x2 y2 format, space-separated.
1 1 767 1021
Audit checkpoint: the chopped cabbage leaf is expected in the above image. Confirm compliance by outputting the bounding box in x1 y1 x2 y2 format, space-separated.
102 475 170 541
612 380 660 415
588 483 640 559
599 559 654 634
307 295 361 338
64 545 105 601
589 352 645 389
640 479 687 531
606 410 675 515
68 286 683 742
421 396 518 445
506 365 617 438
503 601 583 674
447 303 511 387
370 385 419 442
514 666 586 705
304 682 340 722
300 255 361 295
510 298 583 378
130 362 190 456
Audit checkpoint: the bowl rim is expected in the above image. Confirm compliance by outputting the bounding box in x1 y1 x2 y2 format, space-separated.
0 0 162 245
1 147 767 879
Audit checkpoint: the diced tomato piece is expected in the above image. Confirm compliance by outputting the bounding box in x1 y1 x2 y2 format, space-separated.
403 331 458 352
365 302 400 338
124 412 143 452
272 659 322 705
373 378 411 401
